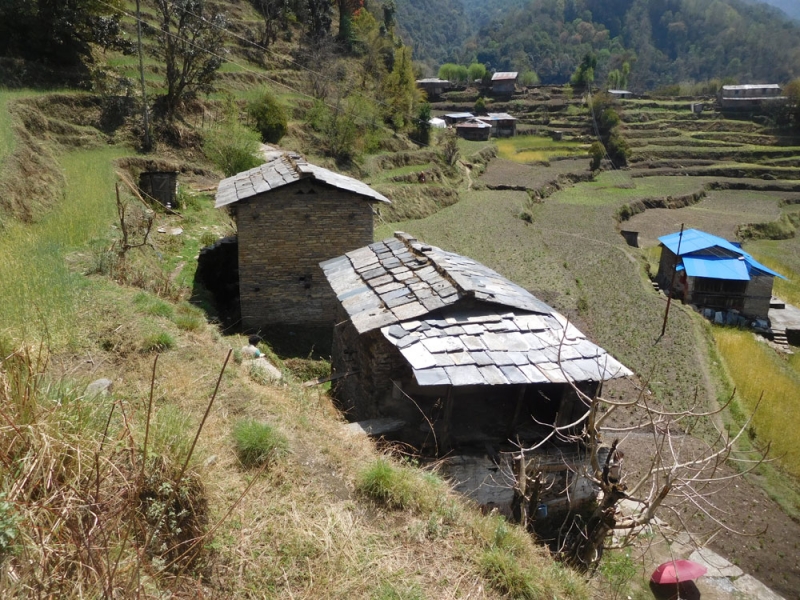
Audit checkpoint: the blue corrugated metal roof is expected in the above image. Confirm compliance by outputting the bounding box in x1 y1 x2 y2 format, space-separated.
658 229 742 256
682 256 750 280
659 229 787 281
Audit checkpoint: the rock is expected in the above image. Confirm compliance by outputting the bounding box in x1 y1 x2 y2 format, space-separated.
345 418 405 436
733 574 785 600
245 357 282 381
85 378 113 398
689 548 743 578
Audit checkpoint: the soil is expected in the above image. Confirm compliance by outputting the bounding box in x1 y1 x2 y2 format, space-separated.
602 397 800 599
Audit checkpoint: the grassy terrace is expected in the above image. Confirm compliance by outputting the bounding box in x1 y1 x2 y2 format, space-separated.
0 146 132 346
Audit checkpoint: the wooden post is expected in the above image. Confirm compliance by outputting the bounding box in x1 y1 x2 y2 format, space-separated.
439 387 454 454
508 385 527 437
661 223 684 337
135 0 151 151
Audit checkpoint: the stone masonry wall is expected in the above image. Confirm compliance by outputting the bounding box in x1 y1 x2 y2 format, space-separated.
743 274 774 320
236 181 376 329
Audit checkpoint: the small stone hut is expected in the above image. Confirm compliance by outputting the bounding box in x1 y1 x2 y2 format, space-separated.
322 233 631 515
491 72 518 95
476 112 518 137
215 152 390 330
656 229 785 320
416 77 450 98
455 119 492 141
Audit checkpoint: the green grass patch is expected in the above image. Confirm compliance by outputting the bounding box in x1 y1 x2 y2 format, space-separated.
714 328 800 478
232 419 288 468
0 146 132 346
142 330 175 352
356 458 448 513
551 173 708 206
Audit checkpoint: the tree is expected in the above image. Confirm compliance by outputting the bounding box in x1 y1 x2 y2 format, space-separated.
570 53 597 90
336 0 363 47
508 372 766 574
383 46 420 129
0 0 125 68
473 96 487 115
414 103 432 146
785 78 800 129
467 62 487 82
304 0 332 40
589 141 604 170
247 90 288 143
150 0 227 117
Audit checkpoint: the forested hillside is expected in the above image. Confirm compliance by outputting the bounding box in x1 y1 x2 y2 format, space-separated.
394 0 469 71
750 0 800 21
407 0 800 89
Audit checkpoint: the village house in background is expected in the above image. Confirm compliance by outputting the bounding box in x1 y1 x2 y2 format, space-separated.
443 112 474 126
717 84 785 111
607 89 633 99
455 118 492 141
415 77 450 99
491 71 518 95
476 112 518 137
215 152 389 331
321 232 631 519
656 228 785 321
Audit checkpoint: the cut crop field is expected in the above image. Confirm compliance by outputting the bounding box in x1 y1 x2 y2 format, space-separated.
626 189 792 246
378 183 715 420
550 173 713 206
478 156 591 191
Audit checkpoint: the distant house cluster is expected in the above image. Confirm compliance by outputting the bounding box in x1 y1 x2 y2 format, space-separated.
439 112 518 141
656 229 785 321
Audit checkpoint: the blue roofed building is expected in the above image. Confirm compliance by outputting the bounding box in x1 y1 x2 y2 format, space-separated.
656 229 786 320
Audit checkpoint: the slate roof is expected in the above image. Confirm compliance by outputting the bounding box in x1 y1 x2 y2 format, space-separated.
215 152 390 209
321 233 632 387
659 229 785 280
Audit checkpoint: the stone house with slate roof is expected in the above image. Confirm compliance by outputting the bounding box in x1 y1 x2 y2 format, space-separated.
215 152 390 330
321 233 631 515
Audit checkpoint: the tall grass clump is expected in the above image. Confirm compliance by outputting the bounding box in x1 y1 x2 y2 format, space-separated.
715 328 800 476
473 513 587 600
356 458 447 513
232 419 288 468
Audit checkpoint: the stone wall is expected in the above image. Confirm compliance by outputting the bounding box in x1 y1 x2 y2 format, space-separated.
331 306 411 421
743 274 774 320
236 181 376 330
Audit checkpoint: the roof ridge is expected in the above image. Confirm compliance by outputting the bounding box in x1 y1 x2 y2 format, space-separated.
393 232 468 298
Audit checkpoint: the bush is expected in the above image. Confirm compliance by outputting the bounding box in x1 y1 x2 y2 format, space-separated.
589 141 605 170
247 90 288 144
203 118 262 177
474 96 487 114
232 419 287 468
